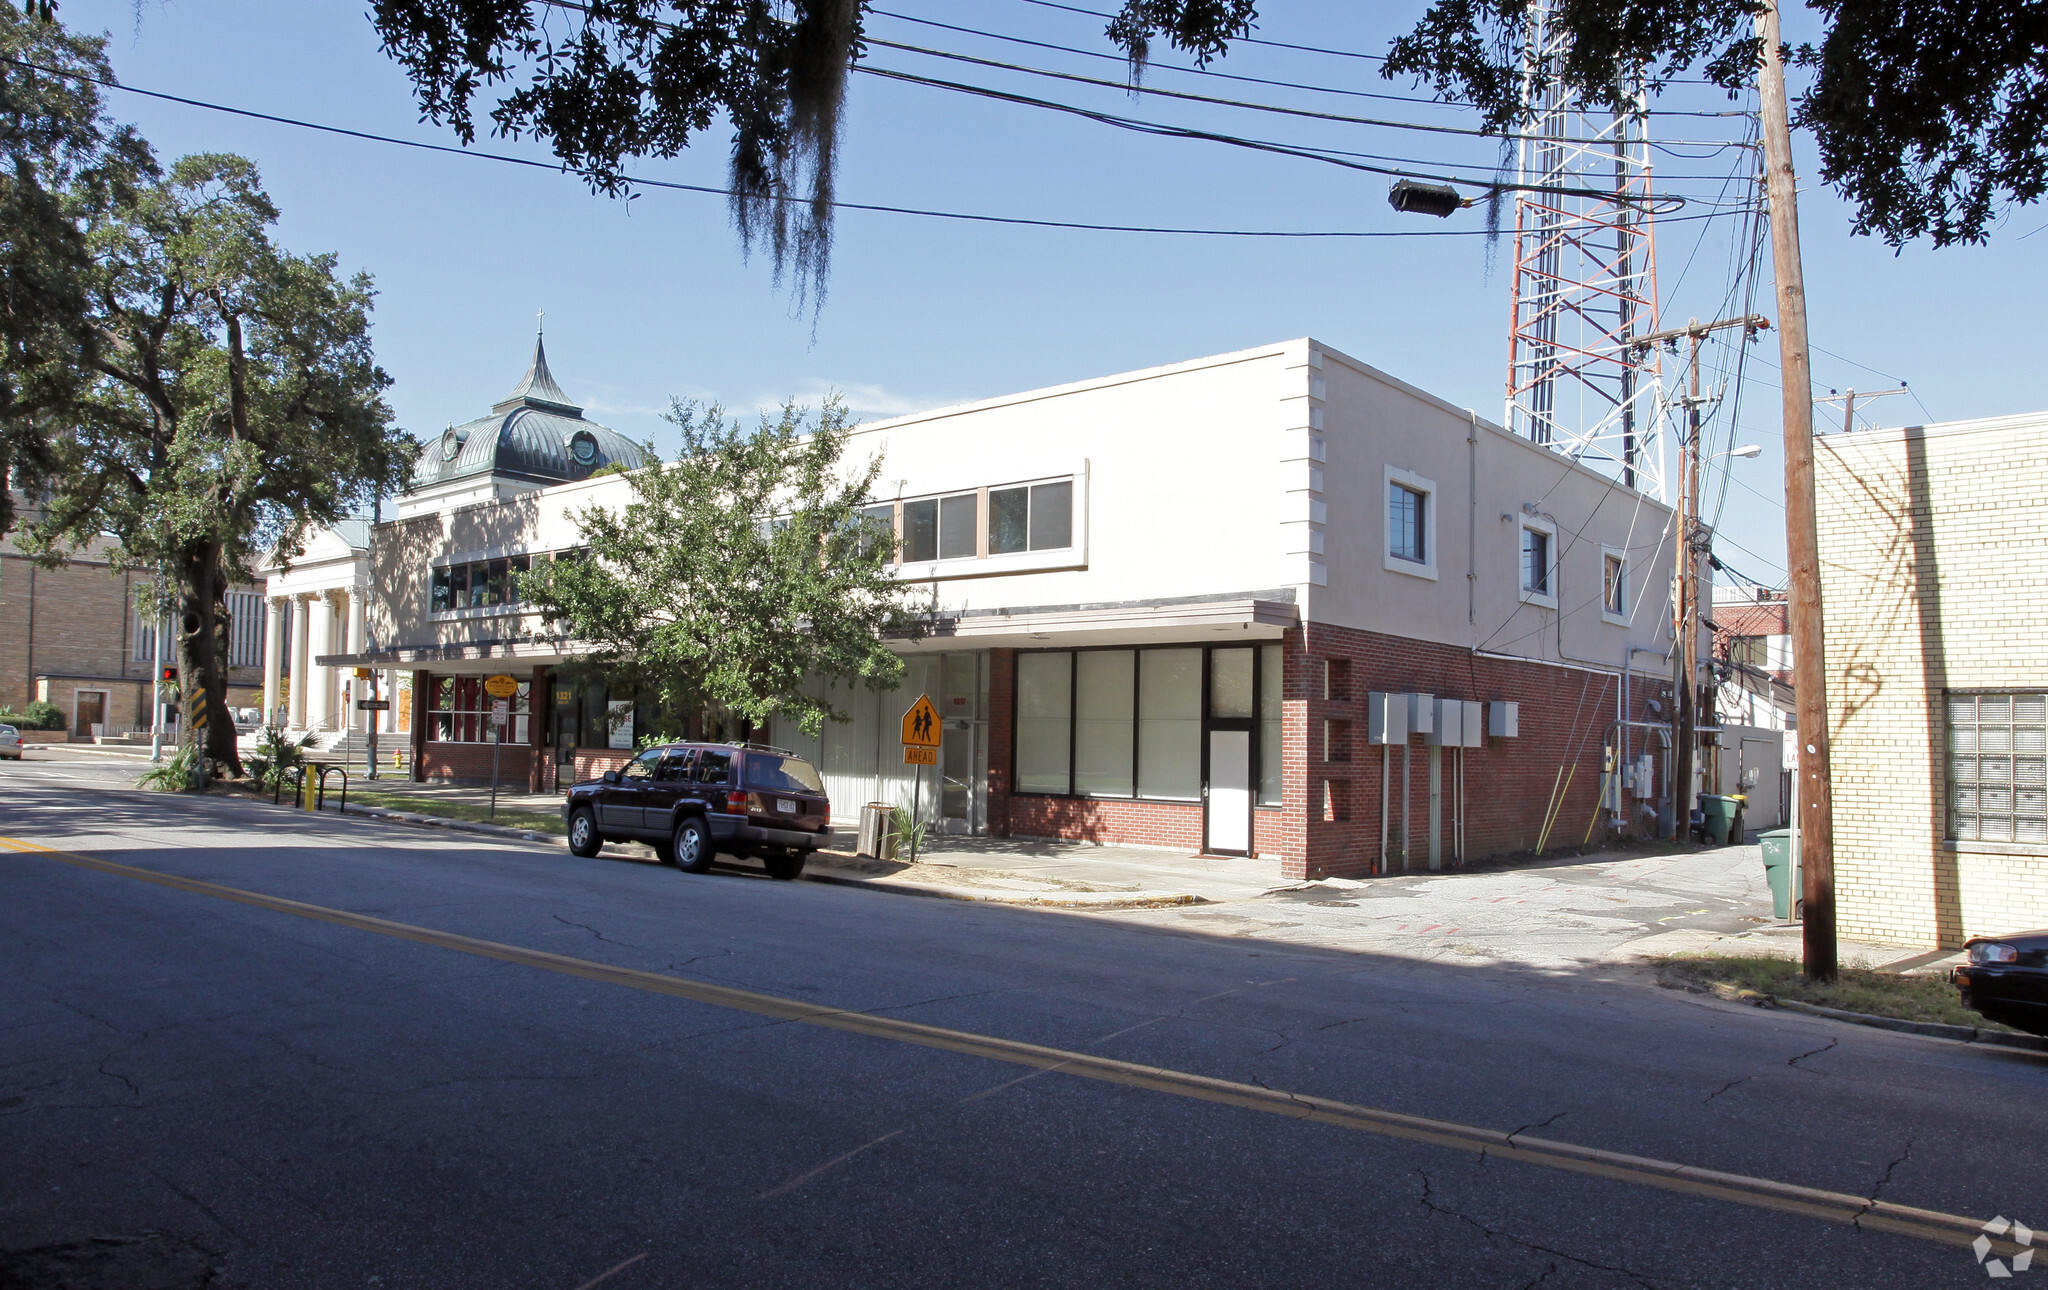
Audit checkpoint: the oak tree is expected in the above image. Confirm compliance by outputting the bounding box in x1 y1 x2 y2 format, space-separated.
519 396 918 737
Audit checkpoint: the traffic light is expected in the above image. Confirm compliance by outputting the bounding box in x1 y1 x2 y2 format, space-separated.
159 665 178 683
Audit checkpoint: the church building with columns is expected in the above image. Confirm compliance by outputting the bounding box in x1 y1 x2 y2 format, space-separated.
257 334 647 768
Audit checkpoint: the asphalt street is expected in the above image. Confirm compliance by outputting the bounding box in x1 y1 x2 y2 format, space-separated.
2 759 2043 1288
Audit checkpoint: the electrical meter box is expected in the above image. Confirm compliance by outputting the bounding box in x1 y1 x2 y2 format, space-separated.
1366 692 1408 745
1487 701 1520 738
1407 692 1435 736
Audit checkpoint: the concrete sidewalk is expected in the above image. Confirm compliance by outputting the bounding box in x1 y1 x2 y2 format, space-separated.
807 838 1292 908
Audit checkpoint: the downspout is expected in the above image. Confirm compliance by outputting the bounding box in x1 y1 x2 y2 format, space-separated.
1467 410 1479 627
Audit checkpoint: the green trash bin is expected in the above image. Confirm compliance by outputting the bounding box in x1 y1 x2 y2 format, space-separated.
1760 828 1798 920
1698 793 1739 845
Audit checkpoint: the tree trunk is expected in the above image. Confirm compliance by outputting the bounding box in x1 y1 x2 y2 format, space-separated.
176 547 242 781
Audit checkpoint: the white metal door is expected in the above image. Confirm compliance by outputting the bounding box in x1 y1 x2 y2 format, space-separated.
1206 729 1251 855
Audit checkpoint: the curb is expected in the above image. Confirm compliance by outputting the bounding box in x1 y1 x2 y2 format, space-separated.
209 784 567 848
801 868 1207 909
1675 980 2047 1052
1768 996 2048 1052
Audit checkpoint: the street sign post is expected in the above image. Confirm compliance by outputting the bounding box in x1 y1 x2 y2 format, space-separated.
900 694 940 862
356 699 391 711
489 698 510 819
484 674 520 700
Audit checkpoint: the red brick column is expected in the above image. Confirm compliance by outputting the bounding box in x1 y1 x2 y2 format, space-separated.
528 664 549 793
410 669 430 783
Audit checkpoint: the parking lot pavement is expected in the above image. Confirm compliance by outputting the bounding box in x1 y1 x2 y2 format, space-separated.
1098 842 1849 970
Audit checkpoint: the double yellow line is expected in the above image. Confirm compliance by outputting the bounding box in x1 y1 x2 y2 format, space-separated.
0 832 2023 1257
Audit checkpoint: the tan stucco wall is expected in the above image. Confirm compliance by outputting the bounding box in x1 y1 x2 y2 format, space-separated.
1816 414 2048 947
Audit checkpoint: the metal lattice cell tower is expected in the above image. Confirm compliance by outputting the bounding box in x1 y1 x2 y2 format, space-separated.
1504 1 1663 497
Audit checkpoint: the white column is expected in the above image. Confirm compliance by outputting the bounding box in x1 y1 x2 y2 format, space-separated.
287 595 310 730
346 588 367 732
380 670 399 734
261 597 285 726
306 592 335 732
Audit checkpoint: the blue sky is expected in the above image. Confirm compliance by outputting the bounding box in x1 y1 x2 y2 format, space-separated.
58 1 2048 588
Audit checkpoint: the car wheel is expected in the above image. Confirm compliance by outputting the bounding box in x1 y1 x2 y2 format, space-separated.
763 851 808 881
567 808 603 858
673 818 714 874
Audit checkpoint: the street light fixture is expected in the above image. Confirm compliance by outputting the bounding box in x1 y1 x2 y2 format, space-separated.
1721 444 1763 460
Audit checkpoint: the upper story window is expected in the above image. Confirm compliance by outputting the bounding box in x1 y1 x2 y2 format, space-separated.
1520 526 1551 595
1389 483 1427 564
1382 466 1438 580
989 480 1072 554
1516 516 1558 607
430 553 533 614
1602 550 1628 621
891 476 1076 567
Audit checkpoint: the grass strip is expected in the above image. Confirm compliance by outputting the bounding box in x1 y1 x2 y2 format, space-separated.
1658 953 2010 1031
345 789 566 836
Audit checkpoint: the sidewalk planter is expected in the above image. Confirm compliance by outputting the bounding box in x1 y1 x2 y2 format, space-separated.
1760 828 1799 919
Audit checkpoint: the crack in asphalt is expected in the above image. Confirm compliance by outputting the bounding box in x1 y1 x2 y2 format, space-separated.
1852 1139 1914 1229
551 913 641 949
1703 1076 1751 1104
1787 1038 1839 1069
1413 1167 1661 1289
667 948 735 971
1505 1109 1571 1148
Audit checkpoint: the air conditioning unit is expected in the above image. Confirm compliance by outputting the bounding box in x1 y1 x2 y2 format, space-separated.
1366 691 1408 744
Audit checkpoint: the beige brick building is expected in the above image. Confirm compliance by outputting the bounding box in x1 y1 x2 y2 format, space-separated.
0 519 267 740
1816 412 2048 947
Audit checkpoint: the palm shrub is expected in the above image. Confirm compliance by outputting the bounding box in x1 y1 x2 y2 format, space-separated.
135 742 200 792
245 725 312 793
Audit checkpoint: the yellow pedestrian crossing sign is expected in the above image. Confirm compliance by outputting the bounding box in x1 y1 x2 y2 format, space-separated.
901 694 941 748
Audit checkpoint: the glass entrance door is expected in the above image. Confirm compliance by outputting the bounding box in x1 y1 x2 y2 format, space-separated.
1205 729 1252 854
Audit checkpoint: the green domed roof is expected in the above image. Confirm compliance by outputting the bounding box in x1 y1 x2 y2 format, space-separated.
410 336 648 490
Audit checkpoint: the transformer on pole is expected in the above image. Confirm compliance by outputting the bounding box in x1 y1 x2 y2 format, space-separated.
1504 0 1663 498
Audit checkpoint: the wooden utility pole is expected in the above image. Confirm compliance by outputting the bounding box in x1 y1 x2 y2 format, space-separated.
1758 0 1836 981
1628 313 1769 843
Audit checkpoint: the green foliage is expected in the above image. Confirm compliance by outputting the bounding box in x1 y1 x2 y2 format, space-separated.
0 38 410 774
887 803 931 860
135 740 200 792
1111 0 2048 248
520 396 919 738
0 701 64 730
367 0 862 309
0 8 154 534
1659 953 2006 1030
245 724 313 792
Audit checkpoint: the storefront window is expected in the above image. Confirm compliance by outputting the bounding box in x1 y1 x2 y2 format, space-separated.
1015 652 1072 793
1137 648 1202 800
1075 650 1134 796
429 675 529 743
1258 644 1283 806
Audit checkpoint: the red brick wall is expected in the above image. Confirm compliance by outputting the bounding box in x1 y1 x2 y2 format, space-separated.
984 626 1665 880
1296 621 1665 878
419 740 537 788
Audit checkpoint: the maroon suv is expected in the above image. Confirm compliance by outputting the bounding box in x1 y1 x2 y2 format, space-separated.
564 743 832 879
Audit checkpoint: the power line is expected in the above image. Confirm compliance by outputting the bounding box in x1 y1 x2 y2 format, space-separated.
0 55 1553 241
869 8 1750 120
1010 0 1392 63
860 39 1755 151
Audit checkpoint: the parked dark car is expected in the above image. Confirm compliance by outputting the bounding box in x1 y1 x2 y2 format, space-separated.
1951 930 2048 1036
563 742 831 879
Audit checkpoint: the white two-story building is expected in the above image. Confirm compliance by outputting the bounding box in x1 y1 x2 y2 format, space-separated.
282 335 1695 880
